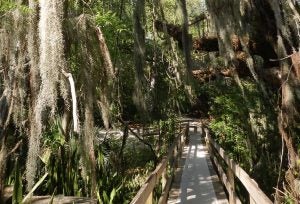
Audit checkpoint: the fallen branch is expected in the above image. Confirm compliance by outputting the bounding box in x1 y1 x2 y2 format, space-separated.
61 70 79 134
269 54 293 62
6 140 22 158
117 117 158 163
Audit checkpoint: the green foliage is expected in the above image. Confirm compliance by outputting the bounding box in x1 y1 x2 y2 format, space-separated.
159 116 177 148
94 134 156 203
40 122 83 196
199 78 280 195
95 11 129 34
94 10 132 56
96 173 122 204
1 0 215 202
202 80 273 169
0 1 30 14
97 187 120 204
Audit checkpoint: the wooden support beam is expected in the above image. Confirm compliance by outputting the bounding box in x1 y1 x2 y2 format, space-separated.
227 167 236 204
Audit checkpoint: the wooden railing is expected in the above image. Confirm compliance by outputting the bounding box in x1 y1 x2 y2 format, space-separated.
130 121 189 204
203 126 272 204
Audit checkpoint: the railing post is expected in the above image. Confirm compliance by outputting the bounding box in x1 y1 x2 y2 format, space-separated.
137 126 140 135
227 167 236 204
161 168 167 190
181 131 184 145
177 138 181 158
145 191 153 204
179 121 182 133
174 144 178 168
204 128 211 154
184 123 189 145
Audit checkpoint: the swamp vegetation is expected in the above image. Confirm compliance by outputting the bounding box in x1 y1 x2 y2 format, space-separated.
1 0 300 203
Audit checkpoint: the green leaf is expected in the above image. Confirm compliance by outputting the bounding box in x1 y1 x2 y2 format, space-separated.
97 190 103 204
22 173 48 203
109 188 116 204
103 191 109 203
12 158 22 204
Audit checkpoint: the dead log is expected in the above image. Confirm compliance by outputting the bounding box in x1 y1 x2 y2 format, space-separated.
154 20 278 66
188 13 207 26
193 37 219 52
192 66 281 87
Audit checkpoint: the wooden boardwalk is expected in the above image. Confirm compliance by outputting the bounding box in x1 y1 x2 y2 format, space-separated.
130 119 272 204
168 125 228 204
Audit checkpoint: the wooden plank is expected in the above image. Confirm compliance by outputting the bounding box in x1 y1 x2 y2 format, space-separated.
211 155 242 204
161 169 167 190
22 196 97 204
145 192 153 204
184 124 189 145
153 159 168 183
249 179 259 204
131 157 169 204
177 118 193 123
227 166 236 204
130 173 157 204
205 131 272 204
158 176 173 204
142 132 160 137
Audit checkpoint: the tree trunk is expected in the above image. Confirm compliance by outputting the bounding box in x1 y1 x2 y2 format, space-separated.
132 0 148 120
83 69 97 198
0 90 13 200
177 0 192 82
0 140 7 201
206 0 300 199
96 27 115 129
26 0 66 190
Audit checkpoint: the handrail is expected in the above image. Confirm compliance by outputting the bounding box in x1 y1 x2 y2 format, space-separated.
130 122 189 204
203 126 272 204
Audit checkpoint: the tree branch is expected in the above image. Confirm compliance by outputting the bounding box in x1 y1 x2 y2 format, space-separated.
117 117 158 163
6 140 22 158
61 70 80 134
269 54 293 62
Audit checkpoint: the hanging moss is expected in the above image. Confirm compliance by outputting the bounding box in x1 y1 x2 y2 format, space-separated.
26 0 67 190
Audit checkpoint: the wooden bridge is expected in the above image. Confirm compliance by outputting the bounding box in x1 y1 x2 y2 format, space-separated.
130 119 273 204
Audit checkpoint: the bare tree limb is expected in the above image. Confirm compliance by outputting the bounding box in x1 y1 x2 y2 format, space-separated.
6 140 22 158
61 70 80 134
269 54 293 62
117 117 158 163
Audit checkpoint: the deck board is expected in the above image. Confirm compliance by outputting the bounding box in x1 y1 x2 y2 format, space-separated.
168 126 228 204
